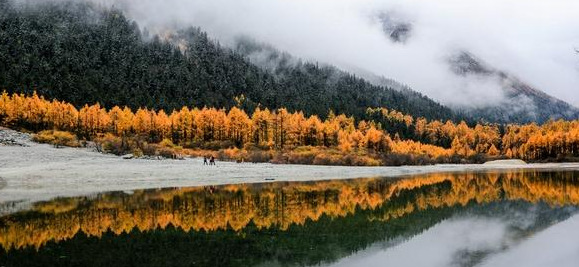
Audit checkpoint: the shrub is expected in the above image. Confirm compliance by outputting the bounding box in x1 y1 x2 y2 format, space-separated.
157 147 175 158
246 150 273 163
222 147 243 160
270 153 289 164
52 131 79 148
202 140 235 150
95 133 126 155
139 142 157 156
345 154 382 166
94 134 162 157
32 130 56 144
287 147 317 164
33 130 79 148
132 148 144 158
186 149 217 159
312 153 340 165
159 138 175 148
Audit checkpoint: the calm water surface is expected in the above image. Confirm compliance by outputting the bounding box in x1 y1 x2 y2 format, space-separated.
1 170 578 267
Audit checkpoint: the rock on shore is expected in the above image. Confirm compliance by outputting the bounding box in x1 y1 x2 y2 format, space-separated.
483 159 527 165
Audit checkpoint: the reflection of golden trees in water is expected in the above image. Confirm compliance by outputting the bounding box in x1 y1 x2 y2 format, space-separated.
1 171 578 250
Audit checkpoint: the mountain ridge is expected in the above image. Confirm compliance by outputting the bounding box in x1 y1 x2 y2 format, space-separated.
448 51 579 123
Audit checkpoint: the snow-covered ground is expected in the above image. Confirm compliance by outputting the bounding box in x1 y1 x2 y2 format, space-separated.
1 127 579 204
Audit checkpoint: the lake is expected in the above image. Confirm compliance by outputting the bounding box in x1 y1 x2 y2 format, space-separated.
1 169 578 267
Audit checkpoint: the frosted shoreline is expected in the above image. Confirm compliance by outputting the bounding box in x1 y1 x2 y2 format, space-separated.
1 128 579 204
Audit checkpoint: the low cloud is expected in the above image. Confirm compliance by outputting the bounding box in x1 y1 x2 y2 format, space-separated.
479 214 579 267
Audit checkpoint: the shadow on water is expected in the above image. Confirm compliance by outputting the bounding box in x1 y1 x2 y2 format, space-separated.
0 169 578 267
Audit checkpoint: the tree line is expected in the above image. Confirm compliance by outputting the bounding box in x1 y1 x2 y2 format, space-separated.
0 92 396 154
2 91 578 163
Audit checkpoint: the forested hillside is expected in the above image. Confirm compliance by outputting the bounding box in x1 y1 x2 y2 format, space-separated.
234 38 459 122
0 1 458 122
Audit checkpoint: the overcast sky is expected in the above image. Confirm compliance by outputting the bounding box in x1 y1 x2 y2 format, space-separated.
91 0 579 107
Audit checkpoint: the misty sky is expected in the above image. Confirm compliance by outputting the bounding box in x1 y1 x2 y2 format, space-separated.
93 0 579 107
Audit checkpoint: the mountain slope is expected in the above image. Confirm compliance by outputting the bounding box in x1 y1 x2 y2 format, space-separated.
449 52 579 123
0 1 459 122
234 37 459 121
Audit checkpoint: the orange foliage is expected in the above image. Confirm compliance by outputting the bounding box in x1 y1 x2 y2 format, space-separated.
1 91 578 162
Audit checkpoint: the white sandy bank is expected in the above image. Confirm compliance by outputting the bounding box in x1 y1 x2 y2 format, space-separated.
1 128 578 204
483 159 527 165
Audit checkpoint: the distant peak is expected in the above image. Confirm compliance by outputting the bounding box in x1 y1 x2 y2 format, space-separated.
447 51 579 123
376 12 413 44
448 51 494 76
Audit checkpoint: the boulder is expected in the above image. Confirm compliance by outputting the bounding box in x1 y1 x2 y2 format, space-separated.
121 154 134 159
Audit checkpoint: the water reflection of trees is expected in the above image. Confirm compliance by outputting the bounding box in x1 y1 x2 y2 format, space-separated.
1 170 578 253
